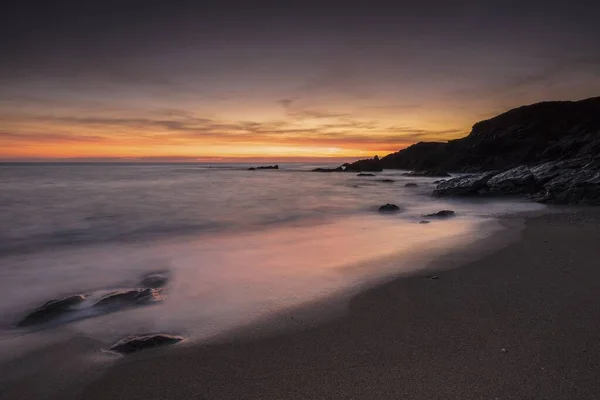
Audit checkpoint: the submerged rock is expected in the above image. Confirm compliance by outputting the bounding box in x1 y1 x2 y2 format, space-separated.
109 334 184 354
140 273 169 288
405 183 418 187
378 203 400 213
94 288 163 308
424 210 456 218
17 295 86 327
357 173 375 176
380 179 395 183
432 172 497 197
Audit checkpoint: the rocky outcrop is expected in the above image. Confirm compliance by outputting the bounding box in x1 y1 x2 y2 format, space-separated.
486 166 536 194
432 158 600 204
350 97 600 173
313 166 344 172
17 295 86 327
378 204 400 213
432 172 497 197
109 334 184 354
345 156 383 172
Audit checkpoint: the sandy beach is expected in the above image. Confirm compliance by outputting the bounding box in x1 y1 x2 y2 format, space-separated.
3 207 600 399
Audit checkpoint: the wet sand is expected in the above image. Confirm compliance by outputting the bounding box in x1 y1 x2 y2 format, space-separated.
5 208 600 399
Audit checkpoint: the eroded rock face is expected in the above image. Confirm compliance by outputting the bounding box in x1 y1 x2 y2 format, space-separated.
486 166 536 194
432 172 497 197
378 204 400 213
424 210 456 218
109 334 184 354
93 288 163 308
17 295 86 327
539 169 600 205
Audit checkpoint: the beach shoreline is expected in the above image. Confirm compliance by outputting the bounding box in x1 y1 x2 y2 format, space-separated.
3 206 600 399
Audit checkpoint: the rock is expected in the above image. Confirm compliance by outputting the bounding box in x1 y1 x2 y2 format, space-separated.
378 204 400 213
424 210 456 218
433 179 446 184
140 273 169 288
419 220 431 224
250 165 279 170
109 334 184 354
374 97 600 172
17 295 86 327
539 168 600 205
402 170 451 178
313 167 343 172
380 179 395 183
405 183 418 187
432 172 497 196
486 166 536 194
501 348 508 353
428 275 439 280
357 173 375 176
94 288 163 308
345 157 383 172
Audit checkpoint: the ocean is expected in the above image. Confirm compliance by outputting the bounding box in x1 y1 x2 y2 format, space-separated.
0 163 545 361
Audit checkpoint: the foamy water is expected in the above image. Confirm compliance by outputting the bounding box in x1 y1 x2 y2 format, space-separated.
0 163 545 362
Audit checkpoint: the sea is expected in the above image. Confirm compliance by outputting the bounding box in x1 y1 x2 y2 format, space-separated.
0 162 545 364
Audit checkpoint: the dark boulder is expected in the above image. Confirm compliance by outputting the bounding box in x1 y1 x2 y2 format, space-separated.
432 172 497 197
93 288 163 308
405 183 418 187
109 334 184 354
419 220 431 224
378 204 401 213
357 173 375 176
380 179 395 183
140 273 169 288
17 295 86 327
247 167 256 170
424 210 456 218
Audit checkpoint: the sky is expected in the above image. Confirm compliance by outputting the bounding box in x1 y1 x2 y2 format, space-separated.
1 0 600 161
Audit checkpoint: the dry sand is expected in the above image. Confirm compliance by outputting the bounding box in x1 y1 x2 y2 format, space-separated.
5 208 600 399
